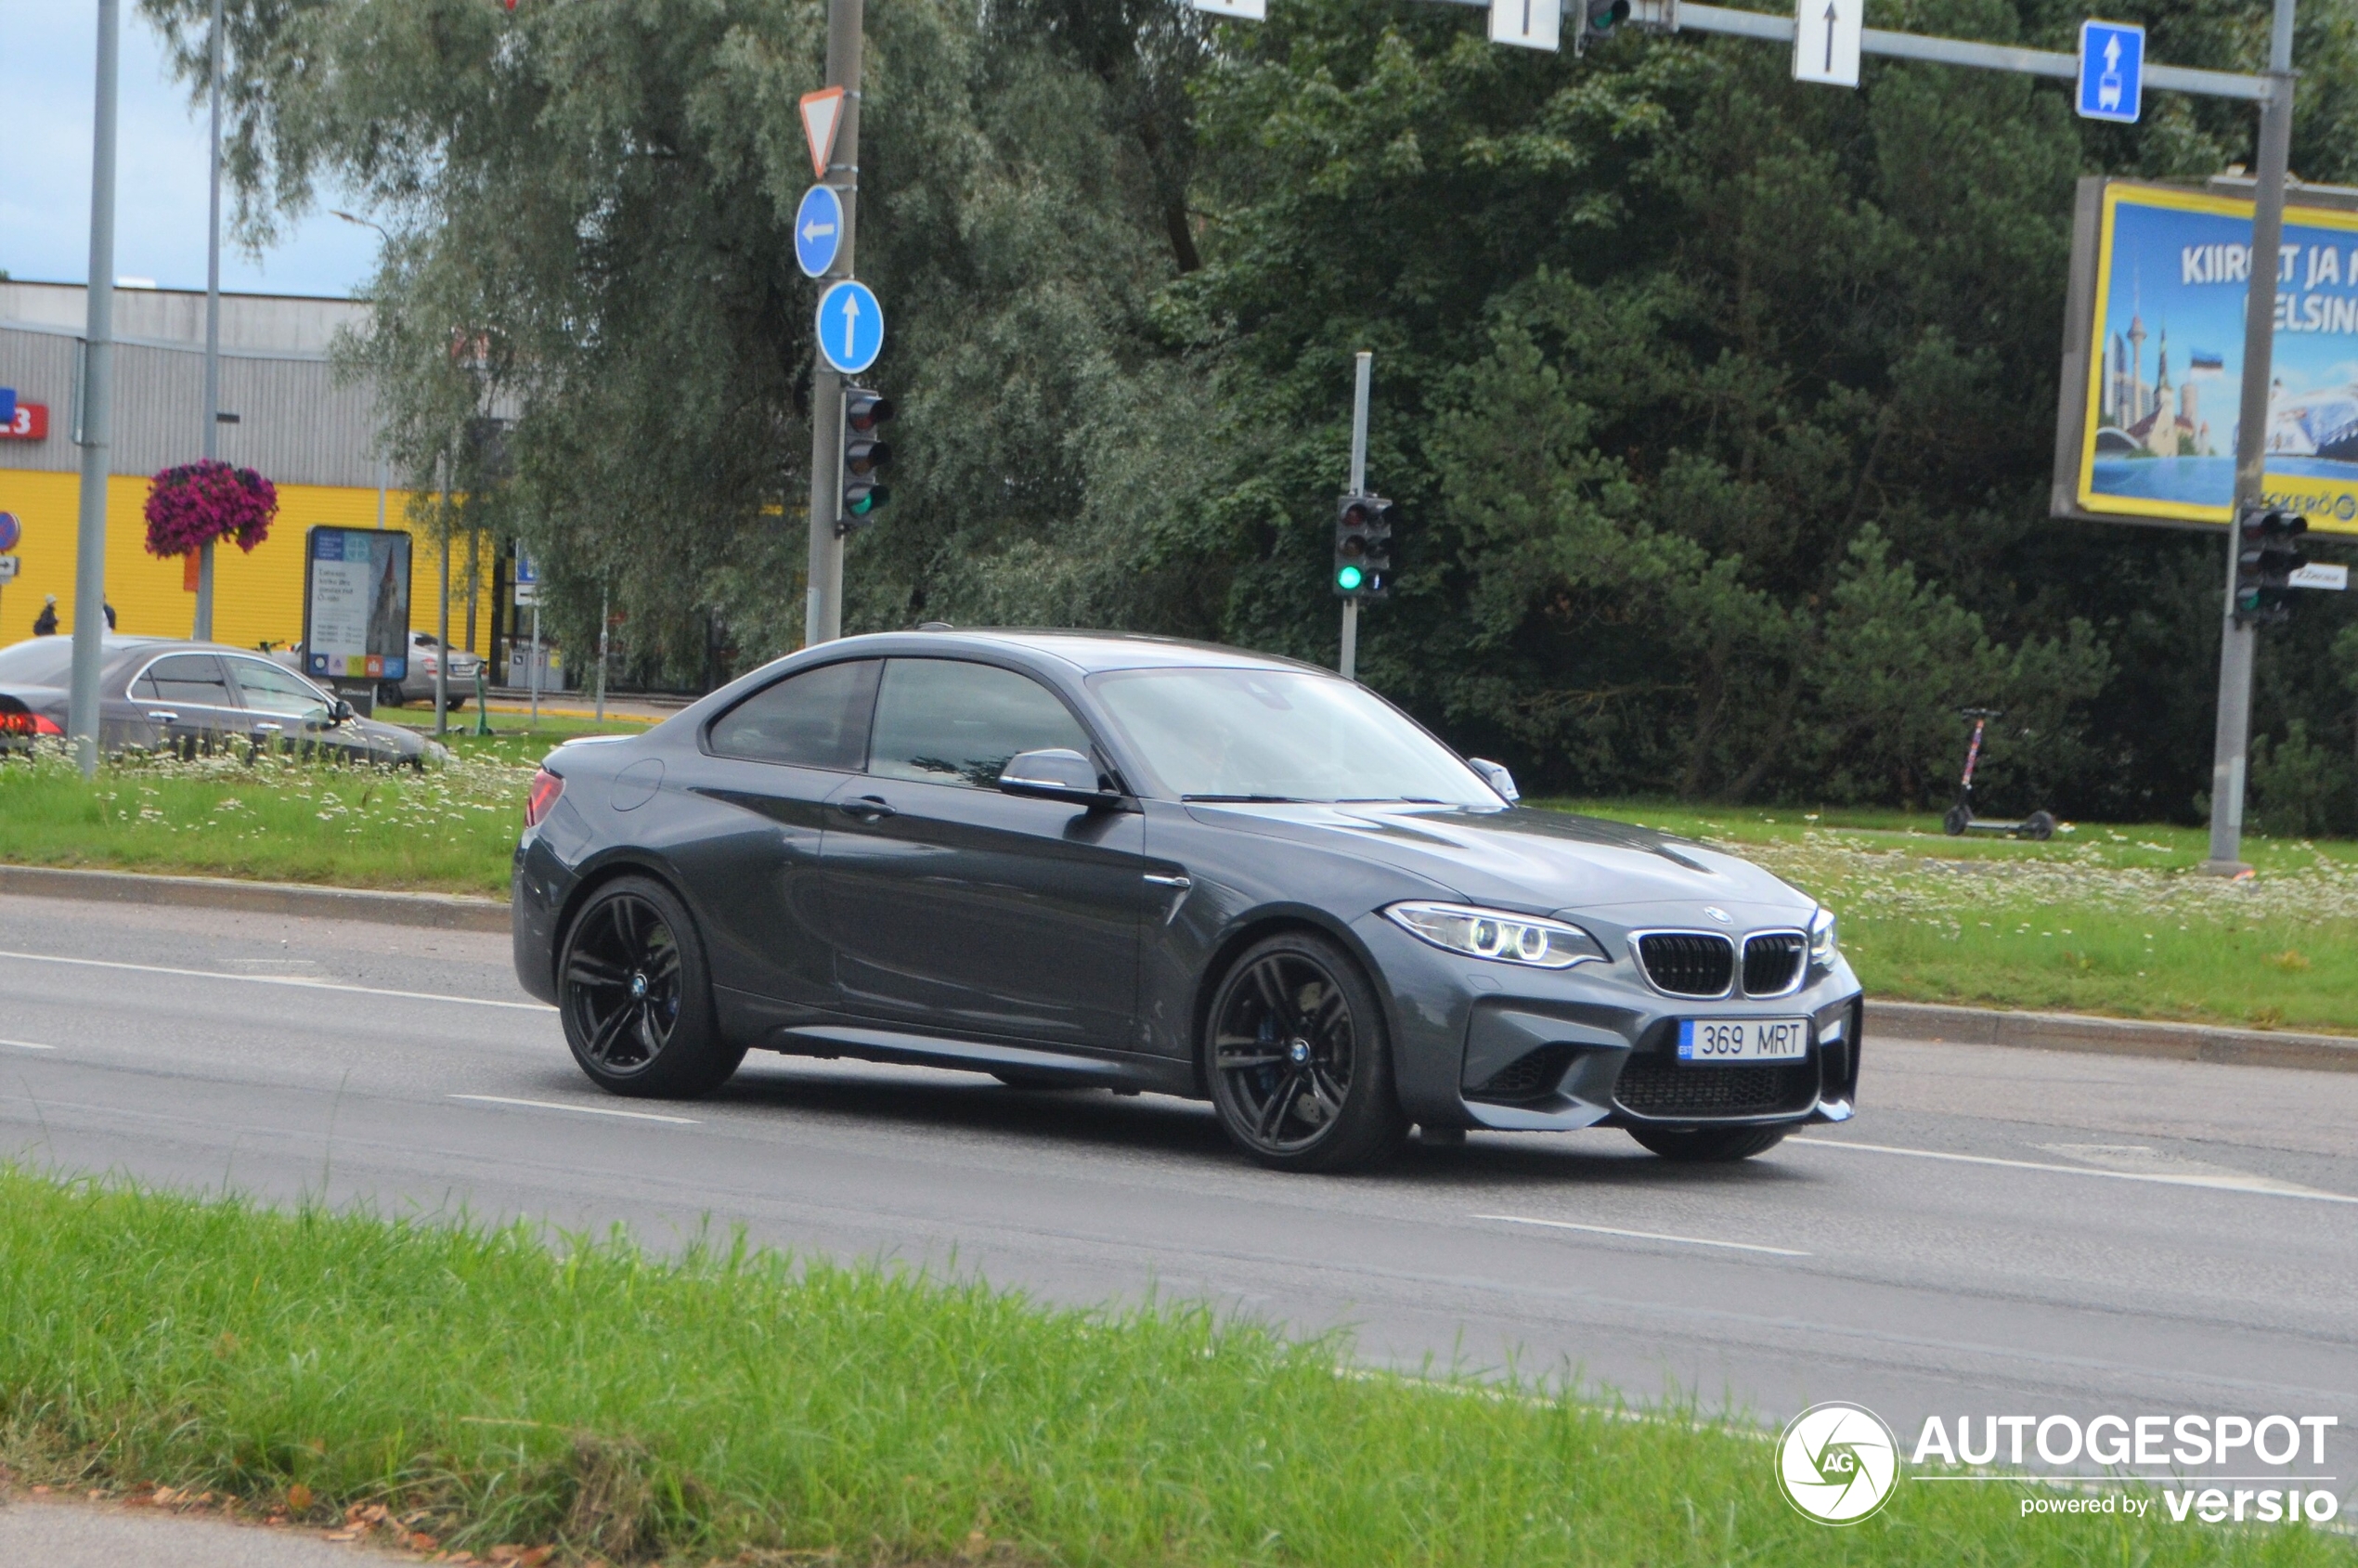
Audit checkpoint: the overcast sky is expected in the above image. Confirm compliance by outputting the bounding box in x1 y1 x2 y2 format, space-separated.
0 1 374 298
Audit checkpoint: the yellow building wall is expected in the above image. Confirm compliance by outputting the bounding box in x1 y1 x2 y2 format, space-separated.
0 466 496 660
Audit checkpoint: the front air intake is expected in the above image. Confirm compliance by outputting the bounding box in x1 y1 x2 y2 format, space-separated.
1635 933 1734 997
1743 932 1807 996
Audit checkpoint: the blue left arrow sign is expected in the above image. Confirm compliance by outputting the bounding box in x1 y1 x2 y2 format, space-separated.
796 185 843 279
815 279 884 375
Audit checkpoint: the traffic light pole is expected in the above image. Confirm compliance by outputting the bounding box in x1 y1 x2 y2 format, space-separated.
2201 0 2297 876
1340 350 1371 680
802 0 862 648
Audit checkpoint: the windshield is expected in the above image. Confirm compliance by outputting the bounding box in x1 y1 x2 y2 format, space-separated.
1088 667 1502 807
0 639 78 687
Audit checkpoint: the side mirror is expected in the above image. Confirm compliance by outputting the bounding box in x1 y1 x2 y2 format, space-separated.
999 747 1120 808
1469 757 1521 803
328 699 356 724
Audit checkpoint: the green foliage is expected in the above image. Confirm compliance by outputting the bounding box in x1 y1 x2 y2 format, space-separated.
137 0 2358 813
5 1169 2349 1564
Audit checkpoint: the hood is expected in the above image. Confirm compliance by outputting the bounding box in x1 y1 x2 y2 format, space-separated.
1186 802 1812 919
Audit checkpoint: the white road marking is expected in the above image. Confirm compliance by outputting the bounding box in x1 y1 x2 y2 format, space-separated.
0 949 553 1013
1473 1212 1809 1257
1792 1136 2358 1204
449 1094 697 1125
0 1039 57 1051
2038 1142 2340 1199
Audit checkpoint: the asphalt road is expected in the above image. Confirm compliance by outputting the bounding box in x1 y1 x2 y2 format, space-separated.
2 891 2352 1493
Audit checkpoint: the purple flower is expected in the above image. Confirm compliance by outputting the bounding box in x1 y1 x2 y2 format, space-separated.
144 460 279 558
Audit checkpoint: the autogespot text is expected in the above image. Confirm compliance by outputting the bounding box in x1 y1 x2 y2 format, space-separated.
1911 1413 2342 1524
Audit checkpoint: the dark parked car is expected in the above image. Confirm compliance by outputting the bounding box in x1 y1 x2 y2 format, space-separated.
511 630 1862 1172
0 636 436 767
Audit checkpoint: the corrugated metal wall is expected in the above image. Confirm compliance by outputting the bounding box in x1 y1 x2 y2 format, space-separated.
0 324 382 490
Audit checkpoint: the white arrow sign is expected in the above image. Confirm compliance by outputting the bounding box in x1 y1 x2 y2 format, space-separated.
1793 0 1860 86
800 87 845 181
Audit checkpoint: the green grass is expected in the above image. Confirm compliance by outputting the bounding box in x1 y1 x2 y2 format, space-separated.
0 1169 2342 1567
1551 799 2358 1035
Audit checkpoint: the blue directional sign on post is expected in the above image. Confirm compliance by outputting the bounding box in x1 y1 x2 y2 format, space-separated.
795 185 843 279
2078 19 2144 123
815 279 884 375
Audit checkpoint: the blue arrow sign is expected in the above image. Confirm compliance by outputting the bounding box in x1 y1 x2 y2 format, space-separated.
2077 19 2144 123
795 185 843 279
816 279 884 375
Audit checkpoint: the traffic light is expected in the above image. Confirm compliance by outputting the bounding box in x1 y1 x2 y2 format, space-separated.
1573 0 1630 52
838 385 894 533
2233 508 2307 627
1334 493 1395 599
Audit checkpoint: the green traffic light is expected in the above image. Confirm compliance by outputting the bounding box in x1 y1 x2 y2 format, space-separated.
1336 564 1364 591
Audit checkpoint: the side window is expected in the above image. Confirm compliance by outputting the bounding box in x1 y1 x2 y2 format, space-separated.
707 659 880 769
868 659 1092 789
227 657 333 718
132 654 232 706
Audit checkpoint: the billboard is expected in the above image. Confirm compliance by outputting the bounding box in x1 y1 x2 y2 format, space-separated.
2054 180 2358 536
302 526 411 682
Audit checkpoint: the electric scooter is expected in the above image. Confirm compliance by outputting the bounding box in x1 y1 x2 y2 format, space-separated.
1942 707 2057 840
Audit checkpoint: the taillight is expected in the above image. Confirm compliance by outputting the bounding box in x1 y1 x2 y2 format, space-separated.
525 768 564 827
0 707 60 738
33 714 60 735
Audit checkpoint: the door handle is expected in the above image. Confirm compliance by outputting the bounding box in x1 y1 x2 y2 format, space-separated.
145 710 179 724
838 795 896 822
1142 873 1192 888
253 722 284 734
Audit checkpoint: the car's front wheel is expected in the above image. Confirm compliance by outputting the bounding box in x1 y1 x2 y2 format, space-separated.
1626 1125 1788 1162
1204 931 1408 1173
375 680 405 708
559 876 744 1098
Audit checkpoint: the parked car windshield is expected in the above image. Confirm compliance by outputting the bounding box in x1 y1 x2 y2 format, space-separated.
1088 667 1502 807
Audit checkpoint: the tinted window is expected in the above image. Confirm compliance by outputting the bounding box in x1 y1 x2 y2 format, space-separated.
868 659 1091 789
707 659 879 769
227 657 332 718
131 654 233 706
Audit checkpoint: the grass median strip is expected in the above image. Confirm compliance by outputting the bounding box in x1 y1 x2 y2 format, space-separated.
0 1168 2341 1566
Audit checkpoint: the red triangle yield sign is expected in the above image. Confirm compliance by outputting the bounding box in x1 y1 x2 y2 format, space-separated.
800 87 845 181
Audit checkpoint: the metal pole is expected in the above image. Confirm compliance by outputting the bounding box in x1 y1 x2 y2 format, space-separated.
529 601 542 726
2203 0 2298 875
1340 350 1371 680
595 586 609 723
802 0 862 647
69 0 123 780
434 461 450 737
193 0 225 641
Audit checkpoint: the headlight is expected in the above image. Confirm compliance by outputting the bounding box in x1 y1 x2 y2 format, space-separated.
1808 905 1838 968
1383 902 1606 969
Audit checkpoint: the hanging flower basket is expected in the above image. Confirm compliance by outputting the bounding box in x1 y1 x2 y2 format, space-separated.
144 460 279 558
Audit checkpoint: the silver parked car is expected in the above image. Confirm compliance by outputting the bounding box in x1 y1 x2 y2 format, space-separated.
269 630 483 709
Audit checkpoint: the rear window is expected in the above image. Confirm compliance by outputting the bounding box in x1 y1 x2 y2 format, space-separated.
707 659 880 770
0 639 76 687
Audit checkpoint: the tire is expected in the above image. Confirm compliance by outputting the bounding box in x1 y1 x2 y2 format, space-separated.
2021 810 2056 842
1942 804 1970 836
1202 931 1409 1173
376 680 405 708
1626 1125 1789 1162
558 875 745 1098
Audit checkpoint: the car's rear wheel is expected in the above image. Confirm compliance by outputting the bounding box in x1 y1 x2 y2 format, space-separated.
559 876 743 1098
1626 1125 1788 1162
1204 932 1408 1172
375 680 405 708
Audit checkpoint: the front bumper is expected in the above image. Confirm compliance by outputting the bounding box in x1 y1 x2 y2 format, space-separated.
1350 908 1863 1134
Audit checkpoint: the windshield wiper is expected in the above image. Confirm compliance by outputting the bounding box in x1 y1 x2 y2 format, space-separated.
1182 793 1307 803
1336 796 1446 805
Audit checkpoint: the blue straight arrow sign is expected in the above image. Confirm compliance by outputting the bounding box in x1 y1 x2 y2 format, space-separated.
2077 19 2144 123
815 279 884 375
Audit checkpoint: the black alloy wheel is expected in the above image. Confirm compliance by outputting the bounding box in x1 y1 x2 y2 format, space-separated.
1626 1125 1788 1162
1204 931 1407 1172
559 876 744 1098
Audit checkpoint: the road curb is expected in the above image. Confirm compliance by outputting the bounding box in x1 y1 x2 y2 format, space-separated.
1869 998 2358 1073
0 864 510 934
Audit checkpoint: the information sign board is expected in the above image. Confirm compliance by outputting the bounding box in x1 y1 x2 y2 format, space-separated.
302 527 413 681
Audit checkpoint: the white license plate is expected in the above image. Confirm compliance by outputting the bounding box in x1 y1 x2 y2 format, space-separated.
1677 1017 1810 1063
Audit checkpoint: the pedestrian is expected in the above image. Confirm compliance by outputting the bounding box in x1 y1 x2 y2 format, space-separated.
103 602 117 630
32 595 58 637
